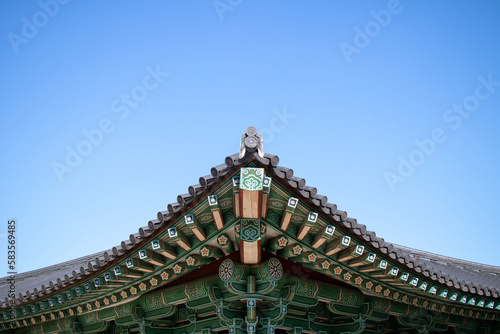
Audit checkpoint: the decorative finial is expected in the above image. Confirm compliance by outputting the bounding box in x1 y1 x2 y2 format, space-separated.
239 126 264 159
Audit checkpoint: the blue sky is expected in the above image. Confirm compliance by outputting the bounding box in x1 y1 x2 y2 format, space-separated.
1 1 499 274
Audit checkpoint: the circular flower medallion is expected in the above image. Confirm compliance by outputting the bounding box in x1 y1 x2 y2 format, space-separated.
268 258 283 280
219 259 234 281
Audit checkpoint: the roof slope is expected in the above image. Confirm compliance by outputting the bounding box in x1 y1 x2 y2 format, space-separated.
396 244 500 293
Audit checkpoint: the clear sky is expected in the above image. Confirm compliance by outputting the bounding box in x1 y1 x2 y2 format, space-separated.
1 1 499 275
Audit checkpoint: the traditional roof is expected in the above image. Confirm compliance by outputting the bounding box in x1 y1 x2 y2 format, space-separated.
1 127 499 333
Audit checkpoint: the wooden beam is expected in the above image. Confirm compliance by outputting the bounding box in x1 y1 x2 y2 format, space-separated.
124 257 154 273
297 212 318 240
239 168 265 264
261 176 271 218
102 271 126 287
337 244 364 262
232 177 240 218
346 252 376 267
185 254 213 267
217 234 234 253
277 243 303 257
311 225 336 249
241 240 261 264
151 239 177 260
167 227 191 251
292 251 318 264
92 277 114 290
359 258 387 273
208 195 224 230
373 265 399 279
239 219 261 264
199 245 224 259
184 214 206 242
138 248 165 267
111 266 142 283
240 190 261 218
113 265 142 280
239 167 264 219
325 235 351 256
281 197 298 231
266 235 289 252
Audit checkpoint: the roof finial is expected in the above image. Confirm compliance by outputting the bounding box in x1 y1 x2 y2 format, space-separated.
239 126 264 159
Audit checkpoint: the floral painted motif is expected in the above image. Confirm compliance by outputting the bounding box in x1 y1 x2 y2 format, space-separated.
278 237 288 247
217 235 228 245
200 247 210 257
293 245 303 255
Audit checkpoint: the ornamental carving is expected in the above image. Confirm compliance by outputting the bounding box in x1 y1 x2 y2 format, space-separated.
145 293 164 310
373 299 391 313
256 258 283 282
198 213 212 222
269 199 286 210
240 219 261 242
219 259 234 281
240 168 264 191
81 312 99 325
185 281 208 300
219 198 233 209
268 258 283 280
296 280 319 297
57 318 71 331
292 214 305 222
338 290 360 307
115 304 131 318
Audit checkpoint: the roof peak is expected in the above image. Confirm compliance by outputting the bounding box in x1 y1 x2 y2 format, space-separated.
239 126 264 159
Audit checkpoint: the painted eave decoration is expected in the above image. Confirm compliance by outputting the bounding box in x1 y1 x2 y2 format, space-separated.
1 127 499 334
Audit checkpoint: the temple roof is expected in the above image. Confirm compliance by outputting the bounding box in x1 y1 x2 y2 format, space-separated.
1 127 499 333
1 126 499 300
